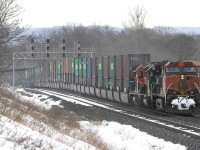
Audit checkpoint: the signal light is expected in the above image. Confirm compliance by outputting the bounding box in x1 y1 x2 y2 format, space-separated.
31 39 34 44
77 41 80 51
62 39 66 58
31 39 34 57
46 39 50 58
31 45 34 51
46 39 50 51
62 45 65 51
62 39 65 44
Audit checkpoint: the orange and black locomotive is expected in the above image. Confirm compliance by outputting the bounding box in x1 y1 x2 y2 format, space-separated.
134 61 200 114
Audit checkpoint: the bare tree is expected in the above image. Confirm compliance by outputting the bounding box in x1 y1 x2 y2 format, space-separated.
121 6 148 53
0 0 26 66
123 6 147 29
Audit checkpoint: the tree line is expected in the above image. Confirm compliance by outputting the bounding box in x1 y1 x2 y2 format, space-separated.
22 25 200 61
1 1 200 68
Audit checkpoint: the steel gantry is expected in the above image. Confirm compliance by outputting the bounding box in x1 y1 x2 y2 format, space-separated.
12 40 95 88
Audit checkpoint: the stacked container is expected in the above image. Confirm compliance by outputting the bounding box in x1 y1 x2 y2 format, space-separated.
69 58 74 84
65 58 69 83
41 64 45 81
116 55 123 91
61 59 65 82
109 56 116 90
56 60 61 81
78 58 83 84
123 54 150 92
92 57 98 87
74 58 79 84
38 64 42 81
87 57 92 86
53 60 56 81
50 62 52 82
46 62 50 81
82 58 87 85
97 56 104 88
103 56 110 89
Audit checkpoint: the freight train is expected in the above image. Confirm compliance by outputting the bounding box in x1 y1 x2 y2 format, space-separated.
1 54 200 114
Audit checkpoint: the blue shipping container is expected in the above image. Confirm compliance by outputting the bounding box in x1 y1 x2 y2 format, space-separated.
87 58 92 77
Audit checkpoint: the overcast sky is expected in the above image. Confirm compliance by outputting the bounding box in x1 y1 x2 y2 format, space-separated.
17 0 200 28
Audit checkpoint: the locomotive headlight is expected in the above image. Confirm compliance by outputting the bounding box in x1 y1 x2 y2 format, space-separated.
181 75 184 80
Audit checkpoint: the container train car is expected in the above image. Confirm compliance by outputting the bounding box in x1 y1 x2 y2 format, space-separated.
2 53 200 114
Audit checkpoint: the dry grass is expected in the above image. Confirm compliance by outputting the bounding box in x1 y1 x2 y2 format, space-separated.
0 88 110 149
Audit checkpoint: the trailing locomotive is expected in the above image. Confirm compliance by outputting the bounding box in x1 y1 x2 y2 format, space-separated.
1 54 200 114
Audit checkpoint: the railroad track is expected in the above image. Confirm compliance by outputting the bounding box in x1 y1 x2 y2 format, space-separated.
25 88 200 139
128 103 200 124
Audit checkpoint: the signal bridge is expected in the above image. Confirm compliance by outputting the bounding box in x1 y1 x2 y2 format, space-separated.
13 49 94 60
12 39 95 87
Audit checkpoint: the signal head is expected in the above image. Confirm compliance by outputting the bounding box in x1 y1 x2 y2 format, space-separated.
31 39 34 44
47 39 50 44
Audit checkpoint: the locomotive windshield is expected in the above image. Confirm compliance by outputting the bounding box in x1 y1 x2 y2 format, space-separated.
166 66 197 75
183 66 197 73
166 67 181 74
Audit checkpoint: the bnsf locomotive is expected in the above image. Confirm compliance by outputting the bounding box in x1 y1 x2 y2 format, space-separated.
1 54 200 114
134 61 200 114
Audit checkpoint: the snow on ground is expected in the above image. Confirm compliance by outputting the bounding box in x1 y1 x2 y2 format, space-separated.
15 88 64 110
0 115 71 150
81 121 186 150
0 88 187 150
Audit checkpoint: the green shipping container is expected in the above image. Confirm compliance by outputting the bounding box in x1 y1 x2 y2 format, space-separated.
98 57 103 78
104 78 110 89
79 58 83 76
49 62 52 81
56 60 61 81
82 58 87 76
74 58 79 76
70 58 74 74
109 56 116 78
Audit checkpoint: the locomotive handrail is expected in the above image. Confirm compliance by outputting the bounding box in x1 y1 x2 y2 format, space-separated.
193 83 200 93
165 83 174 105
